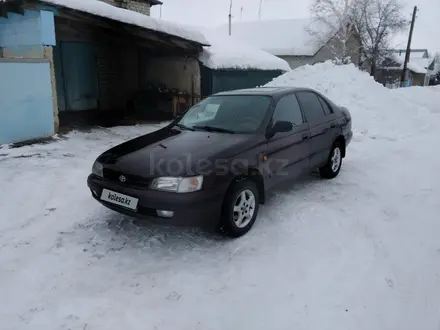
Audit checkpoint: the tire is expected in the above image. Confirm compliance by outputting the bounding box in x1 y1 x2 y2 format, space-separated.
319 142 343 179
220 179 260 238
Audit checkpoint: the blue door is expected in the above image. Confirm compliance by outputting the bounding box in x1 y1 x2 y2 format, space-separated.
60 42 99 111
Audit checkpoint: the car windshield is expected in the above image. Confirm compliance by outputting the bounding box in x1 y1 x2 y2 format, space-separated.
177 95 272 133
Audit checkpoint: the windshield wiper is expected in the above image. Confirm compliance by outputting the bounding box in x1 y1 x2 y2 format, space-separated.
171 123 195 131
193 125 235 134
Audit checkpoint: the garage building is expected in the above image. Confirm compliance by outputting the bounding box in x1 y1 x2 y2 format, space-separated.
0 0 209 144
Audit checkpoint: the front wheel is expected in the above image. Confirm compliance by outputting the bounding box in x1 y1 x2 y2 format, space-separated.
319 143 343 179
220 179 260 238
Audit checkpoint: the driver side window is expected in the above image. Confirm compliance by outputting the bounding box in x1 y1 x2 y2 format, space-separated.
272 94 304 127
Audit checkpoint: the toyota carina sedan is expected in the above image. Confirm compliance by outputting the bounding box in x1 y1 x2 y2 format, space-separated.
87 87 352 237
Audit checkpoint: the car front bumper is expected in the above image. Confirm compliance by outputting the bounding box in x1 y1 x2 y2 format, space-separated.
87 174 223 228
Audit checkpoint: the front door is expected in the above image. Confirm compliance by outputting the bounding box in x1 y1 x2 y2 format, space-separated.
264 93 311 187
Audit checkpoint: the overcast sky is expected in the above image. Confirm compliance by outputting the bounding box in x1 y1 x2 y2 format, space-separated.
151 0 440 54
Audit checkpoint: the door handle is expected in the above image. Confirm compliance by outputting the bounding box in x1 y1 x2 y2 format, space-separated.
302 134 309 140
331 123 336 128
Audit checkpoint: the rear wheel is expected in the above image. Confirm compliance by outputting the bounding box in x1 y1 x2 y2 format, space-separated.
220 179 260 238
319 143 343 179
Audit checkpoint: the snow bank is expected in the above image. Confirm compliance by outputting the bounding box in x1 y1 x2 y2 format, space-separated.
199 30 291 71
265 61 437 139
40 0 208 45
393 85 440 114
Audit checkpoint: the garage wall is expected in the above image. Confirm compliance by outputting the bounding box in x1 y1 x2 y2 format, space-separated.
140 55 200 97
0 9 58 140
96 46 139 110
0 10 55 53
0 60 54 145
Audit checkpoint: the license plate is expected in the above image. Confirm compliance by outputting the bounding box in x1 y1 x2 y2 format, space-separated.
100 189 139 211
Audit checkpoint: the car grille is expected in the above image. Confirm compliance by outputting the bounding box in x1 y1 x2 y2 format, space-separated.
103 168 151 188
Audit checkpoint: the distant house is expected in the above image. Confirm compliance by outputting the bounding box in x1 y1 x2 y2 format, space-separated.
375 49 436 87
198 30 290 96
215 18 362 69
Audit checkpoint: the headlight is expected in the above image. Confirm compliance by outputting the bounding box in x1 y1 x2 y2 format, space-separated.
150 176 203 193
92 160 103 177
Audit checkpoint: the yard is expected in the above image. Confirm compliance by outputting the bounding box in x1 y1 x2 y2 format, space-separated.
1 63 440 329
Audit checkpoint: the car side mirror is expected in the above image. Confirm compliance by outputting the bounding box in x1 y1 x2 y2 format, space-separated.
267 121 293 138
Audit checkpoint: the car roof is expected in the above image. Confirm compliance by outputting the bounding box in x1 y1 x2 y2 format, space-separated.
213 86 316 97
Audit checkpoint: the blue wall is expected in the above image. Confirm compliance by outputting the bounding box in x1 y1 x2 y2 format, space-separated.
0 61 54 145
0 9 55 47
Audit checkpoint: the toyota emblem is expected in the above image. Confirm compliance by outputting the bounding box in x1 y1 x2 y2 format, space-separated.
119 175 126 183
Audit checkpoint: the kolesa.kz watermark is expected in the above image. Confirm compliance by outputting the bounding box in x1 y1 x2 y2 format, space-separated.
147 152 289 177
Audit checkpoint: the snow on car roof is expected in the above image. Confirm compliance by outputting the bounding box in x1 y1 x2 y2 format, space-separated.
214 18 336 57
198 30 291 71
39 0 209 46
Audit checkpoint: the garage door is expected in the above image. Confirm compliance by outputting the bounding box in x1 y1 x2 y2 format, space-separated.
54 42 99 111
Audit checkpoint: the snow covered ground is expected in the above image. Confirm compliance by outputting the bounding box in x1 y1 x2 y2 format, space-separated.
2 63 440 330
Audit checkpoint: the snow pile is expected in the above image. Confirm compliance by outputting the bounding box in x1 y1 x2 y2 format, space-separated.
393 85 440 114
39 0 208 45
215 18 335 56
265 61 438 139
199 30 291 71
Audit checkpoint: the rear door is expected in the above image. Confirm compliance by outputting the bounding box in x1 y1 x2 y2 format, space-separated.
295 91 339 168
265 93 311 186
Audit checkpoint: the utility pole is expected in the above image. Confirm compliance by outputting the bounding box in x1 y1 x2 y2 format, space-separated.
228 0 232 35
240 6 243 21
258 0 263 20
400 6 417 87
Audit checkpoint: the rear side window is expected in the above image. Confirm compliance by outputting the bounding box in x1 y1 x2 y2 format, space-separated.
296 91 326 123
272 94 304 126
317 95 333 115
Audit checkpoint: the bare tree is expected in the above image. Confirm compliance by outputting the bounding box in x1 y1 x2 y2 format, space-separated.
434 52 440 67
308 0 361 65
350 0 407 76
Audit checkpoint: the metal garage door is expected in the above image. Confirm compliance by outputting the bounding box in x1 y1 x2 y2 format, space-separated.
54 42 99 111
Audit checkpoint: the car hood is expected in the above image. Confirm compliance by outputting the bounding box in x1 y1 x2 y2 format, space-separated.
98 126 256 177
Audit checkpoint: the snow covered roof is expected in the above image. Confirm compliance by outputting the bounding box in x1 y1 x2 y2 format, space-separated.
386 54 431 74
37 0 209 46
214 18 336 57
198 30 291 71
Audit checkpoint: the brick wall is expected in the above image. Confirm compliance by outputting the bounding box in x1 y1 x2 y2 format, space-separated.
100 0 151 15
